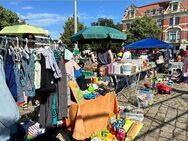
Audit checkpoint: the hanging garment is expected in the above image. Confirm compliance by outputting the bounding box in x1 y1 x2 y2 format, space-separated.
65 60 80 78
36 54 56 94
39 92 56 128
22 52 35 97
0 55 20 141
11 48 25 105
5 51 17 98
52 95 58 126
54 49 60 65
57 57 68 119
64 48 73 61
41 48 62 79
34 60 41 89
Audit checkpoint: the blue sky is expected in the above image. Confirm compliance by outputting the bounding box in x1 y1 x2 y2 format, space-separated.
0 0 159 39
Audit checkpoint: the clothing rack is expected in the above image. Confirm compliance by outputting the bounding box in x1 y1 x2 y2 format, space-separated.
0 36 35 43
0 36 50 46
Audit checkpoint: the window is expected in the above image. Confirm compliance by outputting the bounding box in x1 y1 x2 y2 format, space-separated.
126 23 131 29
169 17 179 26
158 7 163 15
172 3 178 11
157 19 163 27
129 10 134 18
152 9 156 15
145 10 150 16
175 17 179 25
167 30 180 43
169 18 173 26
169 31 176 42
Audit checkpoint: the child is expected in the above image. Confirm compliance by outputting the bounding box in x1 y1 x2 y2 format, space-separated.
97 65 111 86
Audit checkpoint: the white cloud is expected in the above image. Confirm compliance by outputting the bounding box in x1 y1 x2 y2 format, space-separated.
18 12 67 27
97 14 116 20
78 12 95 20
22 6 34 10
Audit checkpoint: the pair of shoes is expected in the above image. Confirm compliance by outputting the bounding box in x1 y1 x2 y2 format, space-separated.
23 103 28 110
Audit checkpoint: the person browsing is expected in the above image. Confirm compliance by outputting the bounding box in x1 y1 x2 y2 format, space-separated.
97 65 111 86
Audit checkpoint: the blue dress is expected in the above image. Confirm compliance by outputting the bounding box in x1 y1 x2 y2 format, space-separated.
22 51 35 97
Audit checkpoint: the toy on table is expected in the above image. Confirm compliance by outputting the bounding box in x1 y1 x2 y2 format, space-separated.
126 122 143 141
123 119 134 132
116 127 126 141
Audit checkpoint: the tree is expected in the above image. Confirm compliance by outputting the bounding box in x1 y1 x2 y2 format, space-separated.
91 18 122 31
60 16 85 50
91 18 115 27
125 16 162 44
0 6 24 30
91 18 123 52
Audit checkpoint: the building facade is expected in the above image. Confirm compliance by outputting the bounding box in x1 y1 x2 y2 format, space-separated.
122 0 188 50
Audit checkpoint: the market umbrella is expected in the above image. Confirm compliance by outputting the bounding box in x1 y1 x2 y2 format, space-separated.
71 26 127 43
0 24 49 36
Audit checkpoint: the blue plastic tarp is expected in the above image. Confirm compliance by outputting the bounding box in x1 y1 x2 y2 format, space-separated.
124 38 174 50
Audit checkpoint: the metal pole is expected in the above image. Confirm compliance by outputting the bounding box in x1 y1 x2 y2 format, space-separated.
74 0 78 48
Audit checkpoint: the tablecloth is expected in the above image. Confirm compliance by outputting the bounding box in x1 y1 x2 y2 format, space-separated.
66 91 118 140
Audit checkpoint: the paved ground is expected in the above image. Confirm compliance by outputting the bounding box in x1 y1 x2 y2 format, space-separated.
117 82 188 141
19 75 188 141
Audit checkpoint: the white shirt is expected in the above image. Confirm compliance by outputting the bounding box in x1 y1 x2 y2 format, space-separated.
122 51 131 60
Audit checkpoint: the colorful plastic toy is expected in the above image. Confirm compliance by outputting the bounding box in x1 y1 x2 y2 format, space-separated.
116 127 126 141
156 84 172 94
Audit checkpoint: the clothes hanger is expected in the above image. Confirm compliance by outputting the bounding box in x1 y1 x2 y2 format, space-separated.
24 38 30 53
14 37 22 62
16 37 19 48
5 38 8 48
0 38 4 49
21 38 30 59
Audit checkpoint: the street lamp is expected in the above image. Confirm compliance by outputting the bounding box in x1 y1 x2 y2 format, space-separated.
74 0 78 49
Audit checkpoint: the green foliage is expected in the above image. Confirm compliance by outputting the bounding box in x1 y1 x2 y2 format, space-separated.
90 18 123 51
60 16 85 50
0 6 24 30
91 18 122 31
125 16 162 44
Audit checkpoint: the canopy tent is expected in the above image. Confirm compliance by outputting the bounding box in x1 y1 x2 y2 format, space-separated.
0 24 49 36
71 26 127 44
124 38 173 50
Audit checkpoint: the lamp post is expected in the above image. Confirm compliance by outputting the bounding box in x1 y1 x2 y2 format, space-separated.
74 0 78 49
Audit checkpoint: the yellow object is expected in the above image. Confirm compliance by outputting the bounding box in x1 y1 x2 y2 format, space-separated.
104 133 116 141
69 80 78 91
69 80 84 103
123 119 134 132
117 52 123 57
0 24 48 36
126 122 143 141
92 77 98 84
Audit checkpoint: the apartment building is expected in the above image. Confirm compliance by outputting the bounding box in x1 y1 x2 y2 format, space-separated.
122 0 188 50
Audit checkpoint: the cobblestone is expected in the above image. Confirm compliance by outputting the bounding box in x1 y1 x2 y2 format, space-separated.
160 131 173 139
174 134 187 141
175 122 187 129
117 79 188 141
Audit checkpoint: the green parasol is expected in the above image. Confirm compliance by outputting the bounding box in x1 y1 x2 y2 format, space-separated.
70 26 127 43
